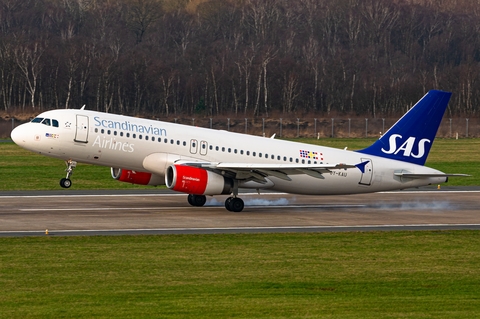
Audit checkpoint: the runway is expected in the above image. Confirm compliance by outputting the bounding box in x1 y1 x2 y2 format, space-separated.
1 188 479 236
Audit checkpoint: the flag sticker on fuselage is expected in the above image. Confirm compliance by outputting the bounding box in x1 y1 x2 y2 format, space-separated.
299 150 323 160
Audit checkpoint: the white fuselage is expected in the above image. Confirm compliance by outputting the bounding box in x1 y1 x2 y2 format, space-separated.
11 109 447 195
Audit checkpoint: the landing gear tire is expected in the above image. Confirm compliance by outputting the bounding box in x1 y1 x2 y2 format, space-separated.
226 197 244 212
225 197 233 210
188 194 207 207
60 178 72 188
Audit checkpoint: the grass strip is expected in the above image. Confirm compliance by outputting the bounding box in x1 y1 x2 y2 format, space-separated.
0 231 479 318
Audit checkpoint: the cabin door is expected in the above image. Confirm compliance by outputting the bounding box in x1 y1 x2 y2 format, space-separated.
75 115 89 143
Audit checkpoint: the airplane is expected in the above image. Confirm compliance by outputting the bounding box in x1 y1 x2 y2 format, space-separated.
10 90 469 212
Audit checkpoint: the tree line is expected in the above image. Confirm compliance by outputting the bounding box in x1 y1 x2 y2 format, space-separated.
1 0 480 118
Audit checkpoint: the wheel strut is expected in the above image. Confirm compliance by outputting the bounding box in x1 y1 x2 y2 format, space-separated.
60 160 77 188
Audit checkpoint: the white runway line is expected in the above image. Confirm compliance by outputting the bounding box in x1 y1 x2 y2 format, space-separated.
19 204 367 212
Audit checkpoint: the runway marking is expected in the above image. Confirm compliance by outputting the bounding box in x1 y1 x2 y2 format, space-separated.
19 204 367 212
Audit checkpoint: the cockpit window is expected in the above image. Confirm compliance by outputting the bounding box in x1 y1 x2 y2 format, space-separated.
30 117 59 127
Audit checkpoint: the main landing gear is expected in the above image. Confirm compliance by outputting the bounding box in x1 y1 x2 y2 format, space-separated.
187 194 207 207
186 194 245 212
60 160 77 188
187 180 245 212
224 196 244 212
224 180 244 212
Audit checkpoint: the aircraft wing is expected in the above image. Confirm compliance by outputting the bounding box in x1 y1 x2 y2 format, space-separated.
175 161 368 183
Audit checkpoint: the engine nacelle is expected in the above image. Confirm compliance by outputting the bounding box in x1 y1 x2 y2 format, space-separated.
111 168 164 186
165 164 233 195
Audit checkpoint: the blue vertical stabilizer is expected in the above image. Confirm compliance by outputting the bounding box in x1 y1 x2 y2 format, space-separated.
357 90 452 165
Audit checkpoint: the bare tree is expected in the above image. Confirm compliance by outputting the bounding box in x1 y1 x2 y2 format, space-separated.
14 41 45 109
0 42 16 111
124 0 163 44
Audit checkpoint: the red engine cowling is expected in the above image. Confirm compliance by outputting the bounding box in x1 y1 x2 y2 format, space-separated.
111 168 164 186
165 164 232 195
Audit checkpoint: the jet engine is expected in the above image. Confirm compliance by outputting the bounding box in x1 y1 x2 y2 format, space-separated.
165 164 233 195
111 167 164 186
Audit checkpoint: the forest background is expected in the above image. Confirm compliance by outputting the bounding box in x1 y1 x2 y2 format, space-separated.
1 0 480 120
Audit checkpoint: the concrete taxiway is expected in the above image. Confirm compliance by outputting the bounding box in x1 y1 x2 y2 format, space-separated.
0 188 479 236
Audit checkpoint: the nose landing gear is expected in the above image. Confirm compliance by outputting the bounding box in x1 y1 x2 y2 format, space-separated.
60 160 77 188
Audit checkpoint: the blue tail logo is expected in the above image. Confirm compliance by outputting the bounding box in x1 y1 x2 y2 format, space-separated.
358 90 452 165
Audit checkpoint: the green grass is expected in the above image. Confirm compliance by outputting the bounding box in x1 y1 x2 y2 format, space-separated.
0 232 479 318
1 138 478 190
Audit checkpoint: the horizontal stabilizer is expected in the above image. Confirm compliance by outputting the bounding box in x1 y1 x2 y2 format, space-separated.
394 172 471 179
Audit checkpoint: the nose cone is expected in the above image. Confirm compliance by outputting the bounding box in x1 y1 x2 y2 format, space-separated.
11 126 22 144
11 125 29 146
